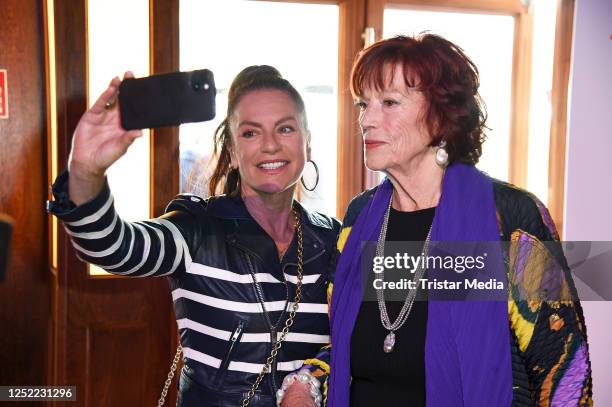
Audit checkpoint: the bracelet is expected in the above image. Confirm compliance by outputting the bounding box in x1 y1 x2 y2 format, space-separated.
276 368 322 407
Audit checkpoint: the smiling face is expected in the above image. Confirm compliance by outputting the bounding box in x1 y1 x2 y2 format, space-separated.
228 89 310 196
357 64 433 175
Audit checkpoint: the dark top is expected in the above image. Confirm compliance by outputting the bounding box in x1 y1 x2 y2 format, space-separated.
350 206 435 407
334 179 592 406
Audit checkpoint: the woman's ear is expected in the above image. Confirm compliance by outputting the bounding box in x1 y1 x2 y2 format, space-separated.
227 141 238 170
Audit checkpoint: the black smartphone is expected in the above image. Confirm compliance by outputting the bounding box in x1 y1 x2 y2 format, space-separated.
118 69 216 130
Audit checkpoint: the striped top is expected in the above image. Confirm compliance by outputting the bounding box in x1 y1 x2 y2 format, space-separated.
50 173 340 397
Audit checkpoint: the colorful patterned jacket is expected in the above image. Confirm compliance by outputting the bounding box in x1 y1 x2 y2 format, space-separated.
302 180 592 406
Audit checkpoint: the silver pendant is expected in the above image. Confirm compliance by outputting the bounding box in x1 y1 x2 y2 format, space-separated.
383 331 395 353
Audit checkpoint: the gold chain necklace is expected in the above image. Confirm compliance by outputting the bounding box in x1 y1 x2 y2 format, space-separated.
241 206 304 406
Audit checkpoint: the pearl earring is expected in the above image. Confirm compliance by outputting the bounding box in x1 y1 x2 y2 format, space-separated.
435 140 449 168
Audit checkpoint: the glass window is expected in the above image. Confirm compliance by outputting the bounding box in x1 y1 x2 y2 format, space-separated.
179 0 339 216
383 8 515 182
527 0 559 206
87 0 150 275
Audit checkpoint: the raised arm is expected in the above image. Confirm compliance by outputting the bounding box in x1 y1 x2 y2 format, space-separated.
48 72 194 278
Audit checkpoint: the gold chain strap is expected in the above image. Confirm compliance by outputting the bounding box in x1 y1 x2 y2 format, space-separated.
157 343 183 407
241 207 304 407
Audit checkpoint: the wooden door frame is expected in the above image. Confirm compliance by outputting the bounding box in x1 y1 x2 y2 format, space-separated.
45 0 88 387
150 0 180 218
337 0 368 217
547 0 575 239
149 0 181 404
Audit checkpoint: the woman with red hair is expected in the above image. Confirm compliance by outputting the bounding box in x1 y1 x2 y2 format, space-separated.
279 34 592 407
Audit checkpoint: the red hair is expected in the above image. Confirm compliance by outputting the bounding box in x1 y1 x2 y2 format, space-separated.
351 33 487 165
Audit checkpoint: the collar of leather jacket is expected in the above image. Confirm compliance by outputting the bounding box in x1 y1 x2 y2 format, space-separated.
206 194 335 231
167 193 338 277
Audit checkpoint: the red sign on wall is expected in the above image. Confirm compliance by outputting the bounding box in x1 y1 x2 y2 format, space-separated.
0 69 8 119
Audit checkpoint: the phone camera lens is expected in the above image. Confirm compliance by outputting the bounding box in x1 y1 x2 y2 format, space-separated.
192 83 201 91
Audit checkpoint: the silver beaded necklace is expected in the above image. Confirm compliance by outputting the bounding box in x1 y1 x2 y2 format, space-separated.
375 197 432 353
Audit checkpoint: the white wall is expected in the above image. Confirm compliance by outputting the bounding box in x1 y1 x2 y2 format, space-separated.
564 0 612 403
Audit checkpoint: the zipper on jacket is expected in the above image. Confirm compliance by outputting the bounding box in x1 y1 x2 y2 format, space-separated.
215 319 246 385
246 255 291 328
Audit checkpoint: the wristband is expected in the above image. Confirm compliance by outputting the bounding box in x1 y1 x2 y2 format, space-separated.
276 368 322 407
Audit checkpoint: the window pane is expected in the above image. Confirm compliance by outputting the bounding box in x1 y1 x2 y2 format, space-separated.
87 0 150 275
383 8 515 182
527 0 559 206
179 0 339 216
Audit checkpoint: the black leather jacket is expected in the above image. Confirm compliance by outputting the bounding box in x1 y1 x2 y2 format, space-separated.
167 194 340 406
48 171 341 407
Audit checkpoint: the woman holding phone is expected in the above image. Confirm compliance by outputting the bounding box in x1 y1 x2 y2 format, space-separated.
47 66 339 406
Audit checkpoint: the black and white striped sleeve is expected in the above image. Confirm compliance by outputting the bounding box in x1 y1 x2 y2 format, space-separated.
47 171 193 277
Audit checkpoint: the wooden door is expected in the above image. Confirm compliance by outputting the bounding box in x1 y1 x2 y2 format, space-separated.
0 0 50 391
47 0 180 405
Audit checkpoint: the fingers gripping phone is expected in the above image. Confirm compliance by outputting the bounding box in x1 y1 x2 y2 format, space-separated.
118 69 216 130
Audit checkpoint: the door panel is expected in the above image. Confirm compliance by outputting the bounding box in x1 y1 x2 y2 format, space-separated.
0 0 49 390
86 327 147 405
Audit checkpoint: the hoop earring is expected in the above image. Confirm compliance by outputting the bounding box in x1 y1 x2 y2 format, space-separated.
435 140 449 168
300 160 319 192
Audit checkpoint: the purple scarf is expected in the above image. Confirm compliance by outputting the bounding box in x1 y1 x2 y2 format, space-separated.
328 163 512 406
